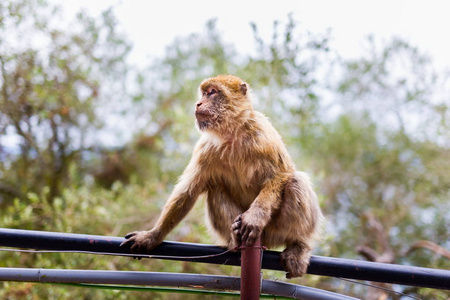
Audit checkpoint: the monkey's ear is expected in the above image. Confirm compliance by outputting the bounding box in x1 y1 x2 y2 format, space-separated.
239 83 247 96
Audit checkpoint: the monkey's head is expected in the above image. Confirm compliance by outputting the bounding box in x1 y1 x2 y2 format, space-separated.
196 75 252 132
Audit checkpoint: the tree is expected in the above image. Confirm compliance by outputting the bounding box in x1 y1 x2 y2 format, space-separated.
0 3 448 298
0 0 131 202
304 37 450 299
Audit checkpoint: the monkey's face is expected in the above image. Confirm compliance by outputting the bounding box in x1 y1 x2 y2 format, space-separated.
195 86 224 131
196 75 252 132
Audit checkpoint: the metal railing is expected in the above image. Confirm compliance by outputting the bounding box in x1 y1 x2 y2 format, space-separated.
0 228 449 299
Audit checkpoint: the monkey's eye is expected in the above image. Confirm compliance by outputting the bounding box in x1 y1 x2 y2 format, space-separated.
209 89 217 95
202 92 207 96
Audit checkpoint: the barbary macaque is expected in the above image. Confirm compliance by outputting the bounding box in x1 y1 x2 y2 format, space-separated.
121 75 323 278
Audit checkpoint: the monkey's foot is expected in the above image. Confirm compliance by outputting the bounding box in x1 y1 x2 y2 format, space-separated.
280 244 311 279
120 230 163 255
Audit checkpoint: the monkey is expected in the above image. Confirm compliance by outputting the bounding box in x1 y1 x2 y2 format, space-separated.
120 75 323 278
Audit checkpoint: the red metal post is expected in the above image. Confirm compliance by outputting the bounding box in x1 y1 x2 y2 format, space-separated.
240 236 262 300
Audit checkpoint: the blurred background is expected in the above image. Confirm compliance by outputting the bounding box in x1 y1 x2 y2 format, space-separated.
0 0 449 299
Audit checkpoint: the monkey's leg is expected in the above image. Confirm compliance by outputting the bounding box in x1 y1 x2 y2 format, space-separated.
206 189 244 250
266 171 322 278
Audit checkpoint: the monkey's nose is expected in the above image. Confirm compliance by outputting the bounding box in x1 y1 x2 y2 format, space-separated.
196 102 202 107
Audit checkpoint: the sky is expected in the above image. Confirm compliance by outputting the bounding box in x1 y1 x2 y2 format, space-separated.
60 0 450 71
3 0 449 150
48 0 449 148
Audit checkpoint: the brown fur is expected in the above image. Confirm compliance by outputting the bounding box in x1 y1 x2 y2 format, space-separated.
121 75 323 278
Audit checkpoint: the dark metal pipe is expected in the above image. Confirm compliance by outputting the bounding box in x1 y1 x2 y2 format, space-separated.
240 236 262 300
0 268 360 300
0 228 449 290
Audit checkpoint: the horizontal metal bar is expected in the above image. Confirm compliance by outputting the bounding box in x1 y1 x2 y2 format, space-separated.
0 267 359 300
0 228 449 290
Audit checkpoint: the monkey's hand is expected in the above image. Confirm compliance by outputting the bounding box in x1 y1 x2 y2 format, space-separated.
232 211 265 246
229 215 242 250
120 230 163 255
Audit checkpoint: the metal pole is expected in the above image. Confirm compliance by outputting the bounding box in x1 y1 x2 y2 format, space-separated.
0 228 449 290
240 236 262 300
0 268 360 300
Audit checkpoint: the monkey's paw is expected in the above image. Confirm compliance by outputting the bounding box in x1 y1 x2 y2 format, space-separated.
229 215 242 250
120 230 163 256
280 248 309 279
234 212 264 246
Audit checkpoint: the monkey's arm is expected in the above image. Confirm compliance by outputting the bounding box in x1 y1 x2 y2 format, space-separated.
121 154 206 253
153 169 205 237
237 174 288 245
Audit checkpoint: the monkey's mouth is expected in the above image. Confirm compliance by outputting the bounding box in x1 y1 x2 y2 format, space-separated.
195 111 214 122
195 111 211 117
195 111 218 130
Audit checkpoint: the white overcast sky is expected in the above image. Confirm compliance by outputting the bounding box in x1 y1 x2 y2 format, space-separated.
60 0 450 71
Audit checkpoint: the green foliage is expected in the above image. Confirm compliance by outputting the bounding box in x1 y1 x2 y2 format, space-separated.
242 14 331 131
0 1 449 299
0 0 131 202
0 180 238 299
